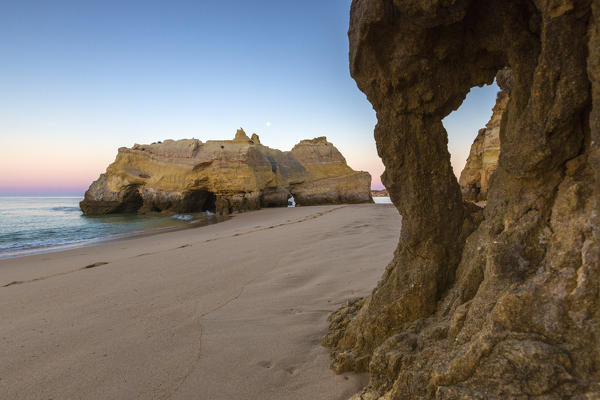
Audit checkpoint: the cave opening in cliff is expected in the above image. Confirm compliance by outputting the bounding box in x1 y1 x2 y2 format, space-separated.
181 190 216 213
115 184 144 214
287 194 296 207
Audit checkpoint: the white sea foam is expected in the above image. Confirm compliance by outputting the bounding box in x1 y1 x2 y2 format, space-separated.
172 214 193 221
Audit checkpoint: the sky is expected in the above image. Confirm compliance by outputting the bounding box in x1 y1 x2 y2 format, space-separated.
0 0 499 196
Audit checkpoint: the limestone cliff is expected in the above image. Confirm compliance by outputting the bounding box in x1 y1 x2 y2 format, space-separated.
290 137 372 205
324 1 599 399
80 130 372 215
459 70 511 202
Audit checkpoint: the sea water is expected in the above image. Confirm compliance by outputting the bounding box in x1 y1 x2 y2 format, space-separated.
0 197 222 259
373 196 392 204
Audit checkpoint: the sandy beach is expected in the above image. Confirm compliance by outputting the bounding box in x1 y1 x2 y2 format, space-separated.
0 204 400 400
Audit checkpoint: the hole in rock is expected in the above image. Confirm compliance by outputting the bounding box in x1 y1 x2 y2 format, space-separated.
287 194 296 208
180 190 217 213
115 185 143 213
442 81 500 180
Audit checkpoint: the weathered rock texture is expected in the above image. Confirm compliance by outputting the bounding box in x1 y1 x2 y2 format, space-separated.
371 189 389 197
324 1 599 399
459 69 512 202
80 130 372 215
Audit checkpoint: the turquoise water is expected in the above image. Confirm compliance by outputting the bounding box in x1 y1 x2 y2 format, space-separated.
0 197 223 259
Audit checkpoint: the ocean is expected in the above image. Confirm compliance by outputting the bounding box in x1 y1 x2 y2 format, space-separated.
0 197 224 259
373 196 392 204
0 196 393 259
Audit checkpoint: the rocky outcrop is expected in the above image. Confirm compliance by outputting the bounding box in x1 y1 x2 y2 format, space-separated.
371 189 389 197
324 1 599 399
80 130 372 215
459 69 512 202
289 137 373 205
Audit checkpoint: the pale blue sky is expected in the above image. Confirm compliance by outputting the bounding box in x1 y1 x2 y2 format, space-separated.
0 0 498 195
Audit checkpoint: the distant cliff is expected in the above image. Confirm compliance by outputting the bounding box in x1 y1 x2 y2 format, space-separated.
80 129 372 215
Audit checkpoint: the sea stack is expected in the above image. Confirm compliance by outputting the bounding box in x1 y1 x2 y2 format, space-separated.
80 129 373 215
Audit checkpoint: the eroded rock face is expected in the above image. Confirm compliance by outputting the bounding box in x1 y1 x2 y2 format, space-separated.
324 1 599 399
459 69 512 202
290 137 373 205
80 130 372 215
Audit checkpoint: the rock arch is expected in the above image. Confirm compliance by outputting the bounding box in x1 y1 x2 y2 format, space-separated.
325 0 599 398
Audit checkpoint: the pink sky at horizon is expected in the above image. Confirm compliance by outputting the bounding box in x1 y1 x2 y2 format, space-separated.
0 134 386 196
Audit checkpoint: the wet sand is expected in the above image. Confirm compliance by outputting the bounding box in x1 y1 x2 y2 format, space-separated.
0 204 400 400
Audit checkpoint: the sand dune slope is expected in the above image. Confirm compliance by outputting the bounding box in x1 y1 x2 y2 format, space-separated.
0 204 400 400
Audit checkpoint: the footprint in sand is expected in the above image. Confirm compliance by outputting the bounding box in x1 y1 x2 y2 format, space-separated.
82 262 109 269
257 360 273 369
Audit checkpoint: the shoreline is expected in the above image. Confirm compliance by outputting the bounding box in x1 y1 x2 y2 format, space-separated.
1 197 392 260
0 203 400 399
0 212 230 261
